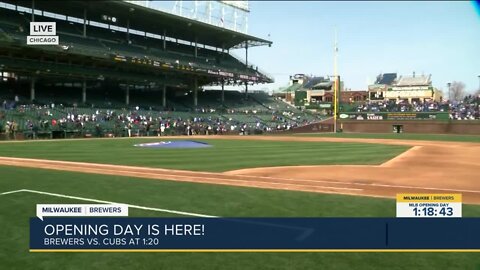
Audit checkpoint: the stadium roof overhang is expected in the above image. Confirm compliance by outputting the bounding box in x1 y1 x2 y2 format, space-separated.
7 0 272 50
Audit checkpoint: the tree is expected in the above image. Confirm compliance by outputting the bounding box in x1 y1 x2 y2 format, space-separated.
448 81 466 102
474 88 480 98
435 88 444 101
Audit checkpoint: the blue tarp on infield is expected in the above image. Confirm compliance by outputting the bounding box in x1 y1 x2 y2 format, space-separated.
133 140 212 149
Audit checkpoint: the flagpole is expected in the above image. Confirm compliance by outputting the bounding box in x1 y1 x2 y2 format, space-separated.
333 28 338 133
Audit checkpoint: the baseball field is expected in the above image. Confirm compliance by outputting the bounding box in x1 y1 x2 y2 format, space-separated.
1 134 480 269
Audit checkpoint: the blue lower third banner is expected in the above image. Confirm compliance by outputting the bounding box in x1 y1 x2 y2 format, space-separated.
30 218 480 251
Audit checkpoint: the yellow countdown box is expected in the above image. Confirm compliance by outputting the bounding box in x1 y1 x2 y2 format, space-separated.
396 194 462 218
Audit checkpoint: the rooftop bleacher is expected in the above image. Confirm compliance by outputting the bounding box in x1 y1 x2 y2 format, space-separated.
375 73 397 85
395 74 432 86
303 77 331 89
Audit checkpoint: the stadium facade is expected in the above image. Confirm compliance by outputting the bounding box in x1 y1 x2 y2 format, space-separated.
368 72 442 103
280 74 342 108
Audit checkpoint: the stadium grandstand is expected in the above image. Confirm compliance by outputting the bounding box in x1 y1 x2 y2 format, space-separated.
0 0 324 139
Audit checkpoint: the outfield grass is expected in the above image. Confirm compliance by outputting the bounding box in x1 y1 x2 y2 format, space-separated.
0 138 409 171
1 166 480 270
293 132 480 143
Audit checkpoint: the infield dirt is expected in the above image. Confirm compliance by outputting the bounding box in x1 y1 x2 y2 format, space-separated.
0 136 479 203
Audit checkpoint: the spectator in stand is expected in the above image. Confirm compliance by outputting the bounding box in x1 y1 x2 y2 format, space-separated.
127 123 132 137
351 98 480 120
11 120 18 140
4 121 11 138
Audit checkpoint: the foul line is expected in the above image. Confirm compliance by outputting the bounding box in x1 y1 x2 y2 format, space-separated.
1 189 316 237
0 157 362 192
0 189 25 195
0 189 217 218
249 175 480 194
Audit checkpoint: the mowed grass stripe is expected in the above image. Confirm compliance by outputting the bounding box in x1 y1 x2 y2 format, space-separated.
0 139 408 172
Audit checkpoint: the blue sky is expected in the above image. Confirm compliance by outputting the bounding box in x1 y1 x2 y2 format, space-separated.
237 1 480 93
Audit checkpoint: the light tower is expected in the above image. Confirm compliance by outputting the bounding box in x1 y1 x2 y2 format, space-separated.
171 0 249 33
333 28 339 133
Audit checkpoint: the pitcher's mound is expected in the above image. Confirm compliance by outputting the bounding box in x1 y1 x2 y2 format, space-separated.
134 140 212 149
